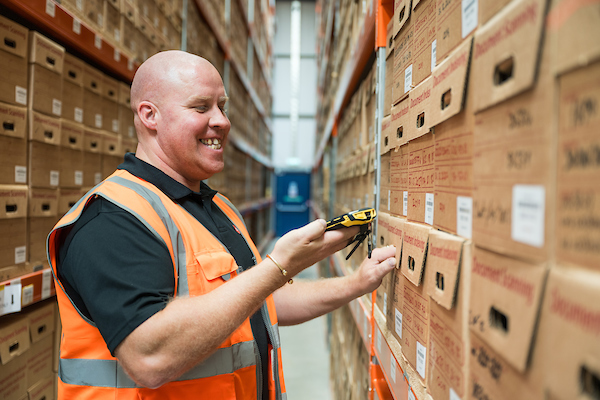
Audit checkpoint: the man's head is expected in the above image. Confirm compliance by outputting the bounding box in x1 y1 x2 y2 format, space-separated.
130 50 230 190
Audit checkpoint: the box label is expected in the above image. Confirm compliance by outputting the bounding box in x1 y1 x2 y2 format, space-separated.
75 171 83 186
0 283 21 315
431 40 437 72
95 114 102 128
377 327 382 353
52 99 62 116
409 388 416 400
457 196 473 238
128 126 135 138
384 292 388 315
462 0 478 38
112 119 119 133
511 185 545 247
95 172 102 185
425 193 434 225
73 18 81 35
416 341 427 378
76 0 83 10
114 49 120 62
15 86 27 105
75 107 83 123
450 387 462 400
395 308 403 338
50 170 59 186
15 246 26 264
390 356 397 383
405 65 413 93
22 284 33 306
95 35 102 49
42 269 52 299
403 191 408 216
388 190 391 210
15 166 27 183
45 0 56 17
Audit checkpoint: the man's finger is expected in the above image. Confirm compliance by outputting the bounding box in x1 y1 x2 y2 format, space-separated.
301 219 327 242
371 246 397 262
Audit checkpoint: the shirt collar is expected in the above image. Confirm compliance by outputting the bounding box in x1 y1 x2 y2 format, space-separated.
117 153 217 201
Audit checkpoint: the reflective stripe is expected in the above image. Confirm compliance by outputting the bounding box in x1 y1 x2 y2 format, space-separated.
262 305 284 399
215 193 247 230
59 341 257 388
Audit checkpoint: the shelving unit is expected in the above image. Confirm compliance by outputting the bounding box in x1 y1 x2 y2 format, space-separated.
0 268 55 316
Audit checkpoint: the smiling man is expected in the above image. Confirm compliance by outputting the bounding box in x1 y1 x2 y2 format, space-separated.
47 51 396 400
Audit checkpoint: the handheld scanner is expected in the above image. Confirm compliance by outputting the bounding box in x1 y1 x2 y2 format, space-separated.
325 208 377 231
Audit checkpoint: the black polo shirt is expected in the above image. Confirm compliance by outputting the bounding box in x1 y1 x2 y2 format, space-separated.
56 153 269 396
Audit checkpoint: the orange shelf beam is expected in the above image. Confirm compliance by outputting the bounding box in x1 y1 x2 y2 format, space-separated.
0 268 55 316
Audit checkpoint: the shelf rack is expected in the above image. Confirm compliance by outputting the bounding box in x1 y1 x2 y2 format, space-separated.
0 268 55 316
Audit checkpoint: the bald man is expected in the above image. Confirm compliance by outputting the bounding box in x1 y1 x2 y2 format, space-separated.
48 51 396 399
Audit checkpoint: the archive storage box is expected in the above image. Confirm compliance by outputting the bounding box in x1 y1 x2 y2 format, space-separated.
0 185 27 269
0 15 29 107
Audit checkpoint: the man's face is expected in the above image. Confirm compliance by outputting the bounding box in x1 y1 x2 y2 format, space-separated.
156 64 230 184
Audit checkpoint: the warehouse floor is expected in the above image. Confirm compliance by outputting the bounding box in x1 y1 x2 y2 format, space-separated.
263 240 334 400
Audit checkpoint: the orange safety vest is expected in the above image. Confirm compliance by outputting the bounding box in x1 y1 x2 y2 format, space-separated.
47 170 287 400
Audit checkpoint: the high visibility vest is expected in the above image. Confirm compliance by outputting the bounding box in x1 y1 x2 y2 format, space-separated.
47 169 287 400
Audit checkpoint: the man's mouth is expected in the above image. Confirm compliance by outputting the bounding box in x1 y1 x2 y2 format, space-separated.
200 138 222 150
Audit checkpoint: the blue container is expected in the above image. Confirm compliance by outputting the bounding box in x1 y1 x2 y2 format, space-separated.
275 172 311 236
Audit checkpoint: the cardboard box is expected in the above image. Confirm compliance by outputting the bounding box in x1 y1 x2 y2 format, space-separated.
83 89 103 129
412 0 437 85
28 111 61 145
394 0 412 38
472 32 556 263
387 267 405 346
27 301 55 344
0 218 27 267
471 0 547 112
28 64 63 117
83 127 104 153
393 17 415 105
407 132 435 224
58 188 84 215
61 79 84 123
0 185 27 219
380 152 391 212
390 96 410 148
26 336 54 389
390 144 409 217
28 141 61 188
0 136 27 185
0 103 27 139
470 245 549 373
102 74 120 103
102 97 119 133
28 188 58 218
533 266 600 400
59 148 84 188
385 20 395 117
28 32 64 75
118 81 131 107
426 232 471 400
27 376 54 400
84 0 105 31
28 216 60 264
407 76 433 141
103 132 121 156
60 120 84 150
555 60 600 271
381 115 393 155
548 0 600 76
103 0 121 46
0 15 29 107
478 0 512 26
82 151 103 187
401 221 432 383
83 63 103 95
63 53 84 87
435 0 478 63
0 314 30 365
0 264 34 282
102 154 123 178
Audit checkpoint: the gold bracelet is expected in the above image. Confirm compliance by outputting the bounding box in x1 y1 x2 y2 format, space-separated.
266 254 293 284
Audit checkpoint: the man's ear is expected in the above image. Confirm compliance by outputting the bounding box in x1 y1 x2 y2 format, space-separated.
138 101 159 130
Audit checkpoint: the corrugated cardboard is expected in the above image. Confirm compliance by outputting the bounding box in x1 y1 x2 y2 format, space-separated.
102 154 123 178
103 132 121 156
27 375 54 400
60 79 83 123
0 314 30 365
533 266 600 400
28 111 61 145
83 127 104 153
381 115 393 155
387 267 405 346
59 148 84 188
555 60 600 271
118 105 135 139
63 53 84 86
101 97 119 133
393 17 414 105
386 20 395 117
471 0 548 112
83 89 103 129
394 0 412 38
0 218 27 267
28 64 63 117
58 188 84 215
0 136 27 185
470 246 549 373
26 336 53 389
118 81 131 107
411 0 437 85
82 151 102 187
435 0 478 64
547 0 600 76
380 152 391 212
26 302 55 344
0 185 27 219
426 233 471 400
28 142 60 189
407 132 435 224
60 120 84 150
0 103 27 139
0 16 28 107
402 221 431 286
0 350 27 400
28 188 58 218
28 216 60 264
407 76 433 141
102 75 120 103
28 32 64 74
478 0 512 26
390 144 409 217
83 63 103 95
390 96 410 148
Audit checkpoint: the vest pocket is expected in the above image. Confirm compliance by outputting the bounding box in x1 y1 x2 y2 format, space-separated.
193 250 239 284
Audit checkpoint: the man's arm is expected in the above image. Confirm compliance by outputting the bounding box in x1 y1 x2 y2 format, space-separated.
272 246 397 326
114 219 359 389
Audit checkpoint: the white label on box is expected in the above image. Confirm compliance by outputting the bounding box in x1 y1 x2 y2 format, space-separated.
462 0 478 38
52 99 62 116
395 308 403 339
22 284 33 306
45 0 56 17
42 269 52 299
128 126 135 138
76 0 83 11
94 172 102 185
450 388 462 400
383 293 388 316
154 16 159 27
403 191 408 216
95 114 103 128
416 341 427 378
115 29 121 42
112 119 119 133
376 328 382 354
14 246 26 264
73 18 81 35
512 185 545 247
75 171 83 186
50 170 60 186
457 196 473 239
15 166 27 183
390 356 397 383
431 40 437 71
388 190 391 210
0 284 22 315
74 107 83 123
408 389 416 400
143 4 149 16
97 14 104 28
404 65 413 93
114 49 121 62
95 35 102 49
127 58 134 71
425 193 434 225
15 86 27 105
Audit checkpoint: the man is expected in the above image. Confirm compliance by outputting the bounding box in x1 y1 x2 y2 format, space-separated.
47 51 396 399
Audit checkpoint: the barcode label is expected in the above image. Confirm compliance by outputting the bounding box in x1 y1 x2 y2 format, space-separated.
383 293 388 316
457 196 473 239
22 284 34 306
45 0 56 17
15 246 26 264
95 35 102 49
114 49 121 62
95 114 103 128
425 193 434 225
112 119 119 133
388 190 391 210
74 107 83 123
403 191 408 216
376 328 382 353
75 171 83 186
52 99 62 116
416 341 427 378
395 308 403 338
512 185 545 247
50 171 59 187
390 356 397 383
42 269 52 299
404 65 413 93
462 0 478 38
76 0 83 10
73 18 81 35
1 284 22 315
15 86 27 105
431 40 437 71
15 166 26 183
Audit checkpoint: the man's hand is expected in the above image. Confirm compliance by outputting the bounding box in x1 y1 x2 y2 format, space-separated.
351 245 397 296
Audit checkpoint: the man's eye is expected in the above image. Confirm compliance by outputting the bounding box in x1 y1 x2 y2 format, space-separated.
195 106 208 112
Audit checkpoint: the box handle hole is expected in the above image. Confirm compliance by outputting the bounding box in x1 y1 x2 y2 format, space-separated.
380 236 385 246
441 89 452 110
9 341 19 354
6 204 17 213
384 136 389 146
416 112 425 128
90 141 98 148
44 130 53 139
436 272 445 291
69 136 77 144
38 325 46 334
3 122 15 131
397 126 403 139
109 90 115 97
69 201 76 207
109 145 115 151
408 255 415 271
580 365 600 399
4 38 16 48
399 6 405 22
46 56 55 66
91 81 97 89
42 203 50 211
494 57 514 86
489 306 509 333
68 70 77 79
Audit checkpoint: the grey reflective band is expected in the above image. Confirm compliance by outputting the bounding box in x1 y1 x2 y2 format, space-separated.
262 304 286 399
215 193 248 231
59 341 257 388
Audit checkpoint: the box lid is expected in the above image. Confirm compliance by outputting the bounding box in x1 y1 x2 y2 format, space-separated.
471 0 547 112
0 314 30 365
118 82 131 107
29 112 61 146
28 31 64 74
426 230 466 309
103 132 121 156
0 103 27 139
103 75 120 102
470 245 548 373
401 221 431 286
391 96 410 148
60 120 84 150
27 301 55 343
29 188 58 218
430 38 473 127
0 15 28 59
394 0 412 38
83 128 104 153
408 76 433 141
381 114 393 155
63 53 84 86
0 185 27 219
83 64 104 94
